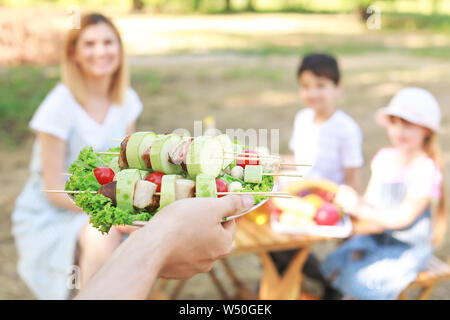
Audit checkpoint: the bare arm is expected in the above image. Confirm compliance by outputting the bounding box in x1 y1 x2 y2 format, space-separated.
75 195 254 300
38 132 83 212
126 122 136 135
74 221 167 299
344 167 360 193
336 184 431 230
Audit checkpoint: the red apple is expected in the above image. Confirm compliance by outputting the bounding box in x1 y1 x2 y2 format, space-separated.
314 202 341 226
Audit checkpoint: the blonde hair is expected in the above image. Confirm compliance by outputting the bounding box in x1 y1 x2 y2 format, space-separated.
423 133 447 247
61 13 129 107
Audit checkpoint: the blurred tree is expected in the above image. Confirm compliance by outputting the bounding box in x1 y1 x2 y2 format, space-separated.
246 0 255 12
193 0 203 11
225 0 232 12
132 0 145 11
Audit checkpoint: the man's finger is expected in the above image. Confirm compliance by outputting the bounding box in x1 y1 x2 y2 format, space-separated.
216 195 255 219
221 218 236 233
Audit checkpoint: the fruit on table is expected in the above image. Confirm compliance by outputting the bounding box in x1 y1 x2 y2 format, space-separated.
279 211 316 227
314 188 335 203
93 167 115 185
236 149 259 169
302 194 324 210
314 202 341 226
271 197 316 219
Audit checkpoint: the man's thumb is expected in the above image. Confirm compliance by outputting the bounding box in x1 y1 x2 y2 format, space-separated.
217 195 255 218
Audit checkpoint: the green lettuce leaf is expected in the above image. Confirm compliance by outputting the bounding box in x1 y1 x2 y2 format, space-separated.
65 146 152 233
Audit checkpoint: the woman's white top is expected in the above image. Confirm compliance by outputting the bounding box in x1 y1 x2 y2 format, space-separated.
12 83 143 299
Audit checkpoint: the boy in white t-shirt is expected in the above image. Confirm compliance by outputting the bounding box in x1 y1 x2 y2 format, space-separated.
272 53 364 299
287 53 363 188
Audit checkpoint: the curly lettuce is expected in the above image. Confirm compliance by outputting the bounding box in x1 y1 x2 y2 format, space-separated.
65 146 152 233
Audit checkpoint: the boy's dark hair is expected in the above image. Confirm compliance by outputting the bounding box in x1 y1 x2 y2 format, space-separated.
297 53 340 84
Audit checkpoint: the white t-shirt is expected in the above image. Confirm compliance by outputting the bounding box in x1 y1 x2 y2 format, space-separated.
28 83 143 173
289 108 363 184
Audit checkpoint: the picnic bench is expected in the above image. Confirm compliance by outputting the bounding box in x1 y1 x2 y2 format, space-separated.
150 208 450 300
150 204 328 300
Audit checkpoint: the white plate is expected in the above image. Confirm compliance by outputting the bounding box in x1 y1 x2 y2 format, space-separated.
133 185 276 226
222 197 269 222
270 213 353 238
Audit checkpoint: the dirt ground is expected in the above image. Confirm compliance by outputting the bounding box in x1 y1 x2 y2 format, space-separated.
1 51 450 299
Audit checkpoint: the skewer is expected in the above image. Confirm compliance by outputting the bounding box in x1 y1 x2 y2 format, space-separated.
97 151 311 167
98 152 120 155
41 189 293 198
263 172 304 177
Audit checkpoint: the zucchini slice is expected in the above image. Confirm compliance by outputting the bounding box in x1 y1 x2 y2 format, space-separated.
217 134 234 169
126 132 149 169
138 132 157 169
160 174 179 209
195 173 217 198
244 165 263 183
115 169 141 211
186 136 223 179
150 134 183 174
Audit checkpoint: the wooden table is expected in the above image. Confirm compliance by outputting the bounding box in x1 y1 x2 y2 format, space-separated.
150 204 329 300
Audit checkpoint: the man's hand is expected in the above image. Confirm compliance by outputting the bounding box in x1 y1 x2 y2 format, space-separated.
151 195 255 279
75 195 255 299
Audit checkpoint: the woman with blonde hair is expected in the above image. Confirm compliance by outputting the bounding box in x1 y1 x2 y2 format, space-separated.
11 13 143 299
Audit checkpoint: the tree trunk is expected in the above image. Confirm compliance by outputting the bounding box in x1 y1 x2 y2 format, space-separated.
225 0 232 12
247 0 255 12
132 0 145 12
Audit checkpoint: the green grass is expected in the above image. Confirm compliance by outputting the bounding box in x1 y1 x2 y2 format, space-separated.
0 66 59 148
382 12 450 34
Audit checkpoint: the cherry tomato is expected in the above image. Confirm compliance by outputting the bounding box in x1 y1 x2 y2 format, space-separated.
93 167 115 185
145 172 165 192
236 149 259 168
314 202 341 226
215 179 228 197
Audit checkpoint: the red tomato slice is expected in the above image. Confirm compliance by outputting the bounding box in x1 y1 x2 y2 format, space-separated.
93 167 115 185
236 149 259 168
145 172 165 192
215 179 228 197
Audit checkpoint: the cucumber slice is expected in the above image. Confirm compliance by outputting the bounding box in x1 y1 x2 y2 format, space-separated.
126 132 148 169
150 134 183 174
195 173 217 198
160 174 178 209
115 169 141 211
138 132 157 169
186 136 224 179
244 165 263 183
217 134 234 169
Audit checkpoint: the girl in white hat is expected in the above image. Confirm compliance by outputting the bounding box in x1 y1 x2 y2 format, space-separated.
320 87 446 299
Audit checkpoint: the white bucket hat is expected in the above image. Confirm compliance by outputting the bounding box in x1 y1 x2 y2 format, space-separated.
375 87 441 132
